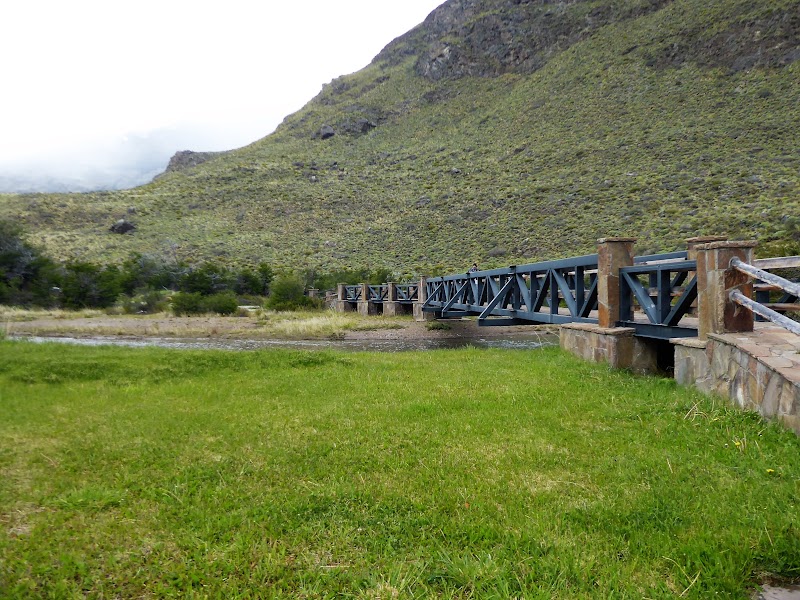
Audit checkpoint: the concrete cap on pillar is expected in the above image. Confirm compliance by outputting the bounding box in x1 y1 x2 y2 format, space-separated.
695 240 758 251
685 235 728 244
597 237 637 244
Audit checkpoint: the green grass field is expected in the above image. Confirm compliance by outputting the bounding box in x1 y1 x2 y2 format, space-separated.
1 341 799 598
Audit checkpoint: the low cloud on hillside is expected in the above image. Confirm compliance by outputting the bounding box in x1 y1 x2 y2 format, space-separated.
0 124 257 193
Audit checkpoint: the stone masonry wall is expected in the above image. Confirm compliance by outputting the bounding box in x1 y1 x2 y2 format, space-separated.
673 330 800 435
560 323 658 375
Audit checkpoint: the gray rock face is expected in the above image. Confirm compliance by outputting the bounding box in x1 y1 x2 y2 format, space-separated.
375 0 796 80
164 150 220 173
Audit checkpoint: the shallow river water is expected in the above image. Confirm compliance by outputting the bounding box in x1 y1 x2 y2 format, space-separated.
11 333 558 352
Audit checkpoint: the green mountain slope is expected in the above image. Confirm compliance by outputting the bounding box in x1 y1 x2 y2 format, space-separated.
1 0 798 277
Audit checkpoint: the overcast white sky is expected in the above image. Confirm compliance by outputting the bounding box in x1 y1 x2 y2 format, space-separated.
0 0 444 188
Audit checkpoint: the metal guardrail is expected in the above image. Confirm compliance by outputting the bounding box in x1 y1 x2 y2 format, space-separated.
343 283 419 304
619 259 698 339
424 254 601 326
730 257 800 335
343 285 362 302
423 251 696 336
396 284 419 303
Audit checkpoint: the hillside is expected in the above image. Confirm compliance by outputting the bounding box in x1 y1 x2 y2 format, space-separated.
1 0 798 277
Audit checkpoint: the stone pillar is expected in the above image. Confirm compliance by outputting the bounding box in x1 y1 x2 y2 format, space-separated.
335 283 353 313
686 236 728 262
685 237 727 316
695 240 758 339
384 282 402 317
418 278 428 303
597 237 636 328
357 283 376 316
414 276 436 321
307 288 319 299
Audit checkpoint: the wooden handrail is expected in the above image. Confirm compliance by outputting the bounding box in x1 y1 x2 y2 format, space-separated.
753 256 800 270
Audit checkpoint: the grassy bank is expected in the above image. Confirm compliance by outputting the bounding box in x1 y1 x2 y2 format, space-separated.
1 341 799 598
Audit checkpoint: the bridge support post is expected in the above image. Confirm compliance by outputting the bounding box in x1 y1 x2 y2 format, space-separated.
335 283 354 313
384 282 402 317
561 237 659 373
695 240 758 339
414 277 437 321
597 237 636 328
358 283 377 316
685 236 727 316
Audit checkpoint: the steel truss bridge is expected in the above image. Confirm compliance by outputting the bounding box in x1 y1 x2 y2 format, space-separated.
422 251 697 339
336 252 798 341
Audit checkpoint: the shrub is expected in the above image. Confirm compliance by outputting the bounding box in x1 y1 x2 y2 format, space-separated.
61 263 122 309
118 290 170 314
171 292 205 316
0 220 62 307
179 263 235 295
202 291 239 315
171 291 239 316
119 253 181 294
265 276 322 312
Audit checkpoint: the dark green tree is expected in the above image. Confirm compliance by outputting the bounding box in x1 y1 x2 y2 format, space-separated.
61 263 122 309
0 220 61 306
179 263 235 296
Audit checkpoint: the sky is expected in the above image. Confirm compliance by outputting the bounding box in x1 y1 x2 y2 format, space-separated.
0 0 445 191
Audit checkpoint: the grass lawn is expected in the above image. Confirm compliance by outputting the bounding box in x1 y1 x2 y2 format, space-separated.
1 340 799 598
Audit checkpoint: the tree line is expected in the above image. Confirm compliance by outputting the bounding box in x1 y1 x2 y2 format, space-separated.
1 221 397 314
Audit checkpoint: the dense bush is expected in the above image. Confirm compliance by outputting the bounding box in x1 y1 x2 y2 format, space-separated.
170 292 204 316
202 291 239 315
60 263 123 309
179 263 235 295
119 253 181 294
0 221 61 307
171 291 239 316
117 290 171 314
265 276 323 311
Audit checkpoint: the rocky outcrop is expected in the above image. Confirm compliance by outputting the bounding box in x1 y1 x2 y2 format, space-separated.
376 0 674 80
163 150 221 174
647 10 800 71
376 0 797 80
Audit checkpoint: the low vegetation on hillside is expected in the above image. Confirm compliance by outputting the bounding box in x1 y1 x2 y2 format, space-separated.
2 342 799 597
0 0 797 276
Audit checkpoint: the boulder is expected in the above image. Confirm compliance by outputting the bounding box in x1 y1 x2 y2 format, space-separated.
110 219 136 234
319 125 336 140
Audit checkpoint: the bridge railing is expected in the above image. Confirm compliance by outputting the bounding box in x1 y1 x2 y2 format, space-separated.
396 283 419 303
752 256 800 317
334 239 797 340
343 285 362 302
423 254 601 326
368 285 389 303
619 258 698 339
340 282 418 304
729 257 800 336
